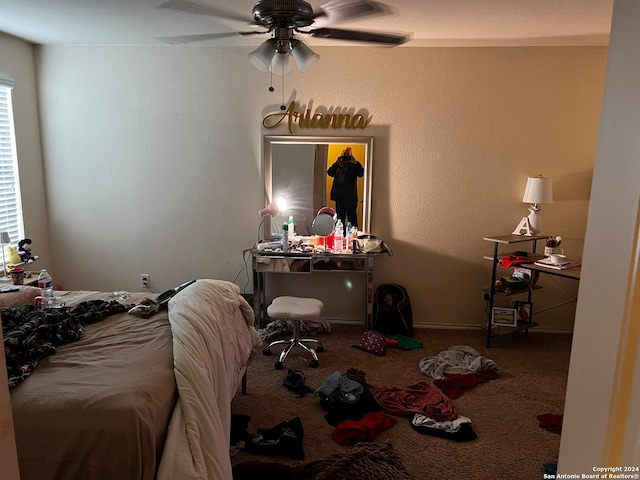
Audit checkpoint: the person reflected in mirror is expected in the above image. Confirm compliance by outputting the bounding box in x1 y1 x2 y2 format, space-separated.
327 147 364 228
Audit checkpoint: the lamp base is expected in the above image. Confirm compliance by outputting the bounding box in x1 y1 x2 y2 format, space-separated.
512 217 537 236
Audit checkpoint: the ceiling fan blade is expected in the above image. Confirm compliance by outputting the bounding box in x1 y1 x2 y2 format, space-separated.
308 27 410 46
157 31 261 44
157 0 253 24
313 0 389 26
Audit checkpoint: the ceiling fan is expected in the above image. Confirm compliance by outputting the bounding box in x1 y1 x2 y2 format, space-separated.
157 0 411 74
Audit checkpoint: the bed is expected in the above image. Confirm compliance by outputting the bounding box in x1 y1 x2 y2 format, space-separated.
6 279 263 480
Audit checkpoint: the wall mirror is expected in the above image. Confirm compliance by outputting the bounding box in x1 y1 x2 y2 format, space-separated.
263 135 373 239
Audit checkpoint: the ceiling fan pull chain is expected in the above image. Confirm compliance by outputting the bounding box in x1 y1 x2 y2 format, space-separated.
280 72 286 110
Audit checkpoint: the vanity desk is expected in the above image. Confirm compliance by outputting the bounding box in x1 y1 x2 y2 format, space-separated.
251 249 376 329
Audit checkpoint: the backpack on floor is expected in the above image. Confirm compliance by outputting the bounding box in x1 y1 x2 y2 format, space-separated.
372 283 414 337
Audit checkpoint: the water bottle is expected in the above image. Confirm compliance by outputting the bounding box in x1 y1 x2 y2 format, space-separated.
346 222 353 250
288 215 295 237
334 219 344 253
37 269 53 300
282 222 289 252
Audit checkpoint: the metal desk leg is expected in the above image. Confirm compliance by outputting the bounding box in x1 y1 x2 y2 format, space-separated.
486 242 499 348
365 257 374 330
251 259 267 329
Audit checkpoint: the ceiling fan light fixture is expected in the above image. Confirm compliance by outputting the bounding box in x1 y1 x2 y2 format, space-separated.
270 51 291 75
248 40 277 72
291 40 320 72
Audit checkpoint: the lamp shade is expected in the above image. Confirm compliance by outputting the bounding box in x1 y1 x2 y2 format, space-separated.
522 177 553 204
258 201 281 217
248 40 277 72
0 232 10 244
291 41 320 73
270 52 291 76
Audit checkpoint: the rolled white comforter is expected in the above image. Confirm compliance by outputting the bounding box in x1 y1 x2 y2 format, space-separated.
157 280 262 480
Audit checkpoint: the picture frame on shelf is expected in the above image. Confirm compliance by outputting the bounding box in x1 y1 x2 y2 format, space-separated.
491 307 518 327
514 300 533 324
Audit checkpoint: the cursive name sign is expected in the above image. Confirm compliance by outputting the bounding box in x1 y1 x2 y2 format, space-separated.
263 101 372 133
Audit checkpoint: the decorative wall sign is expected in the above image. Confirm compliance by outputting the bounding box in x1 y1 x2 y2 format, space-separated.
263 100 372 134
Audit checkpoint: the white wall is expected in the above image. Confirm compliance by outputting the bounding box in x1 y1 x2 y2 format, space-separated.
31 45 606 331
559 0 640 471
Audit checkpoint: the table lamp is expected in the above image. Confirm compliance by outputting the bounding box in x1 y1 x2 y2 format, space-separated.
0 232 10 277
512 176 553 236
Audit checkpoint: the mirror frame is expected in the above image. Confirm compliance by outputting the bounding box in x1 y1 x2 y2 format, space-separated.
263 135 374 240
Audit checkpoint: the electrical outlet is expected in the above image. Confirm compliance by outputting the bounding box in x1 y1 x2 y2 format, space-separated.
140 274 150 289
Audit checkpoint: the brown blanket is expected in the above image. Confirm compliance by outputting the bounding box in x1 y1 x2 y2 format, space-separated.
11 290 177 480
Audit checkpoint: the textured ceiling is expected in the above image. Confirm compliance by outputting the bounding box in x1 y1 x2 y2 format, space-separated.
0 0 613 47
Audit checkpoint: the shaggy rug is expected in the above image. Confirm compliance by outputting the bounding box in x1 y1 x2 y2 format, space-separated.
232 441 413 480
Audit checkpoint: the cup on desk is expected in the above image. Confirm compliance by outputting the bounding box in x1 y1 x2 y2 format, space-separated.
549 254 567 265
544 246 564 256
10 267 25 285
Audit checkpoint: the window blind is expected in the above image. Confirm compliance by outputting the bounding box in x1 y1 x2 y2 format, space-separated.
0 82 24 251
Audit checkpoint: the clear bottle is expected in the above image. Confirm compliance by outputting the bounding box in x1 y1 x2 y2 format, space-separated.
37 269 53 298
334 219 344 253
346 222 353 250
282 222 289 252
288 215 295 237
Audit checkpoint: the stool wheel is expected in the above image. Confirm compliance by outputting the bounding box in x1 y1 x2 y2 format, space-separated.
262 348 272 356
310 359 319 368
317 346 325 353
275 361 284 370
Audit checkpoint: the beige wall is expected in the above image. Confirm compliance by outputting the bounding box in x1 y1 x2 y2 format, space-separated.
27 44 606 332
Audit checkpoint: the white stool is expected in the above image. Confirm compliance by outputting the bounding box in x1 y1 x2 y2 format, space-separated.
263 296 325 369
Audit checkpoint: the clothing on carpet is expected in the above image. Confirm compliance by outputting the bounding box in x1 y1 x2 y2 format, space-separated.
244 417 306 460
386 334 423 350
331 410 397 445
369 380 457 422
411 414 477 441
537 413 563 434
433 369 499 399
315 369 383 426
419 345 500 379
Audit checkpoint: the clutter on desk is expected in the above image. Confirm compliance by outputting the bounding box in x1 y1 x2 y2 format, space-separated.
256 203 390 255
253 233 396 255
513 265 539 286
254 231 368 254
357 235 393 256
546 236 562 248
534 258 581 270
499 275 528 292
498 254 532 268
544 235 563 256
